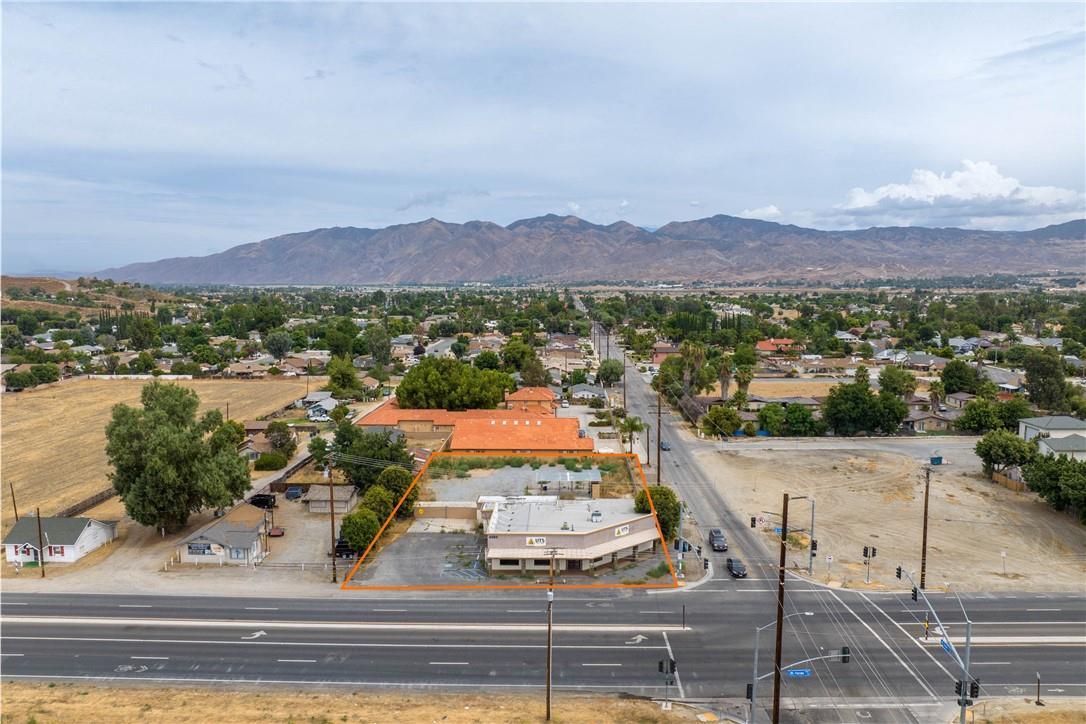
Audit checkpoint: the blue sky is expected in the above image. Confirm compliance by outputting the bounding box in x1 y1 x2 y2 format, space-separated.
3 2 1084 273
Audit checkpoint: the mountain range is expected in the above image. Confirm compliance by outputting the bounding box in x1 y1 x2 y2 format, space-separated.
98 214 1086 285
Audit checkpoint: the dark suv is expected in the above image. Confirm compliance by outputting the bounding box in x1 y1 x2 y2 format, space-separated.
709 528 728 552
248 493 277 509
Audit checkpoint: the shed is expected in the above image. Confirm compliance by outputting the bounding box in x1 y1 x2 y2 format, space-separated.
303 485 359 514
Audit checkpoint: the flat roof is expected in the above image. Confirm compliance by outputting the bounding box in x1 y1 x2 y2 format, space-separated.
488 496 644 535
534 468 602 484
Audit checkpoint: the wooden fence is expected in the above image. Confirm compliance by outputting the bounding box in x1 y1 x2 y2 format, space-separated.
991 471 1028 493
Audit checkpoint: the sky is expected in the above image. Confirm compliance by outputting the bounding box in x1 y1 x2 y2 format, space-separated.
3 2 1084 273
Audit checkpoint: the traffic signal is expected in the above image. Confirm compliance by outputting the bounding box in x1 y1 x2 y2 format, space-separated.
955 681 963 695
896 565 902 579
696 545 703 558
840 646 850 664
811 539 818 553
745 683 753 700
911 587 918 602
659 660 665 673
870 547 877 558
863 546 869 558
970 680 980 698
669 659 677 673
703 557 709 571
750 516 757 528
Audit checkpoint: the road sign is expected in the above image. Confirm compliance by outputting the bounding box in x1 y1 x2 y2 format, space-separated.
773 527 782 534
940 639 953 655
825 555 833 563
787 669 812 678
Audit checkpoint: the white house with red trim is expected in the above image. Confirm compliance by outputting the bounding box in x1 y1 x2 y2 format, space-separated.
2 516 117 565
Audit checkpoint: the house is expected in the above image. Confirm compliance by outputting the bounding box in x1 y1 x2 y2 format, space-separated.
903 410 952 433
834 331 860 344
225 362 269 379
979 366 1023 391
448 418 595 453
307 398 340 420
1037 434 1086 461
303 484 359 514
178 504 268 566
3 516 117 565
904 352 950 372
299 390 334 408
755 338 803 355
505 386 559 414
570 384 608 402
651 342 680 366
1018 416 1086 442
945 392 976 409
482 496 658 574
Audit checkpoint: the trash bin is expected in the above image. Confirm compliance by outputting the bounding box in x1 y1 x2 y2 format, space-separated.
930 456 942 466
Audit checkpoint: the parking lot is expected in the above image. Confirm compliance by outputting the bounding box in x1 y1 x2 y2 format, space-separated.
261 491 338 564
556 403 631 456
352 531 488 586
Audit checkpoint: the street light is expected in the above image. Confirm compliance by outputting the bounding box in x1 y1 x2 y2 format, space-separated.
750 612 814 724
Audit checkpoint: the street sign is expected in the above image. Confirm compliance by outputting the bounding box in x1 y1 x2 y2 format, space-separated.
756 515 765 526
825 555 833 563
773 527 782 534
787 669 812 678
940 639 953 655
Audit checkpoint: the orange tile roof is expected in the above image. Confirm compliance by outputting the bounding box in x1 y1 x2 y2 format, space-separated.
505 386 557 402
449 417 594 452
357 400 551 427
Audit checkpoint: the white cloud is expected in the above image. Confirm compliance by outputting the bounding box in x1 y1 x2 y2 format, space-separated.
567 201 581 213
835 160 1084 229
740 204 781 219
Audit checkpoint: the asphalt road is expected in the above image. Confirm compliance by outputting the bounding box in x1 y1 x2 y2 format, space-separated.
0 318 1082 721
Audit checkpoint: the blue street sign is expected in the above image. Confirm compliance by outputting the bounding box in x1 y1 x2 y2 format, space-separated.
773 527 782 534
787 668 812 678
940 639 952 655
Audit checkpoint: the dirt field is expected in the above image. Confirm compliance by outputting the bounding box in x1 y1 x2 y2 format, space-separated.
0 683 696 723
696 446 1086 591
968 698 1086 723
0 377 316 533
707 379 844 399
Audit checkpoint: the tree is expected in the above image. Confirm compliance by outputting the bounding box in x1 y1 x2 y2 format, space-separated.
501 339 535 371
265 330 293 360
332 422 413 492
878 365 917 399
822 380 878 436
330 403 351 424
700 405 741 438
473 350 501 370
974 429 1038 477
1024 349 1068 410
942 359 980 395
569 368 588 385
376 465 417 518
395 357 514 410
127 316 159 350
105 382 249 531
734 366 754 399
327 356 359 396
998 396 1033 430
360 485 395 522
16 313 38 336
265 420 297 457
874 391 909 434
254 451 288 470
1022 455 1086 522
619 415 645 453
783 403 823 436
597 358 624 387
340 507 381 553
757 403 786 436
927 379 945 410
30 364 60 385
634 484 680 540
954 399 1004 433
363 324 392 367
519 355 551 388
308 436 330 467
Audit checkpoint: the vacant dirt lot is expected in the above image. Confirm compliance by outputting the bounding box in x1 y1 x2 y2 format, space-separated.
697 446 1086 592
0 683 695 723
1 377 314 533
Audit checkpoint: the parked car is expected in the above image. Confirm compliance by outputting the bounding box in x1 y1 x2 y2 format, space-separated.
285 486 304 501
561 399 570 408
726 557 748 578
660 441 672 451
268 527 285 537
249 493 277 509
578 428 587 438
334 538 357 559
709 528 728 552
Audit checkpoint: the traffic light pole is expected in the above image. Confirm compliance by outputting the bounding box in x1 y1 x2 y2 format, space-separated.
771 493 790 724
920 467 931 589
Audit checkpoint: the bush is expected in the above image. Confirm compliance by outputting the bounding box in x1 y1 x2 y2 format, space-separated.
340 507 381 553
377 465 418 518
254 451 288 470
361 485 395 522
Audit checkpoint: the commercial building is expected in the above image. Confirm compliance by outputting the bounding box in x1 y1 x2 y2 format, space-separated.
504 386 559 415
449 417 594 454
480 496 659 574
178 503 268 566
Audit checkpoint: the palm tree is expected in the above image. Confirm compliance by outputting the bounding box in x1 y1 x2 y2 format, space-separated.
716 353 734 403
619 415 645 454
735 365 754 399
679 340 706 395
928 379 945 410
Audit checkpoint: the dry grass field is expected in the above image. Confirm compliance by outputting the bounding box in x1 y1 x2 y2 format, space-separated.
0 683 695 723
0 377 318 533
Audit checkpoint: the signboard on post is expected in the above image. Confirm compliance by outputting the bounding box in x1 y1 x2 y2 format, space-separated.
787 669 812 678
940 639 953 655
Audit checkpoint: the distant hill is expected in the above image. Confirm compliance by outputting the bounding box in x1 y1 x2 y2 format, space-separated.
97 215 1086 284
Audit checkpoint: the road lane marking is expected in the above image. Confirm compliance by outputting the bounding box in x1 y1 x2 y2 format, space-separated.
638 611 673 614
429 661 469 665
506 610 542 613
131 656 169 660
118 605 152 608
277 659 316 663
973 662 1010 665
371 609 407 612
0 653 24 656
0 673 674 690
582 663 621 667
244 607 279 611
662 632 685 699
0 616 682 633
2 602 28 606
2 635 666 651
937 636 1085 645
1026 608 1061 612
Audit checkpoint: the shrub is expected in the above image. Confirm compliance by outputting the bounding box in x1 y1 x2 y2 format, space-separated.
340 507 381 553
254 451 288 470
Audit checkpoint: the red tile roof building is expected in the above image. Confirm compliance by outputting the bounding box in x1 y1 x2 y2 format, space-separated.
449 417 594 453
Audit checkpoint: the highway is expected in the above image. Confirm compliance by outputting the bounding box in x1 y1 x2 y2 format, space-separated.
0 318 1082 721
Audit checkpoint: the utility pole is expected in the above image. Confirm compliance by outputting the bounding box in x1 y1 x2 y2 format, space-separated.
677 499 685 578
35 507 46 578
656 387 662 484
920 466 931 589
9 481 19 521
771 493 790 724
622 349 627 411
327 464 338 583
545 547 558 721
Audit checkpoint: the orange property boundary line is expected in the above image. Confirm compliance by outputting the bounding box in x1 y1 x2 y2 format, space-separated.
340 451 679 591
